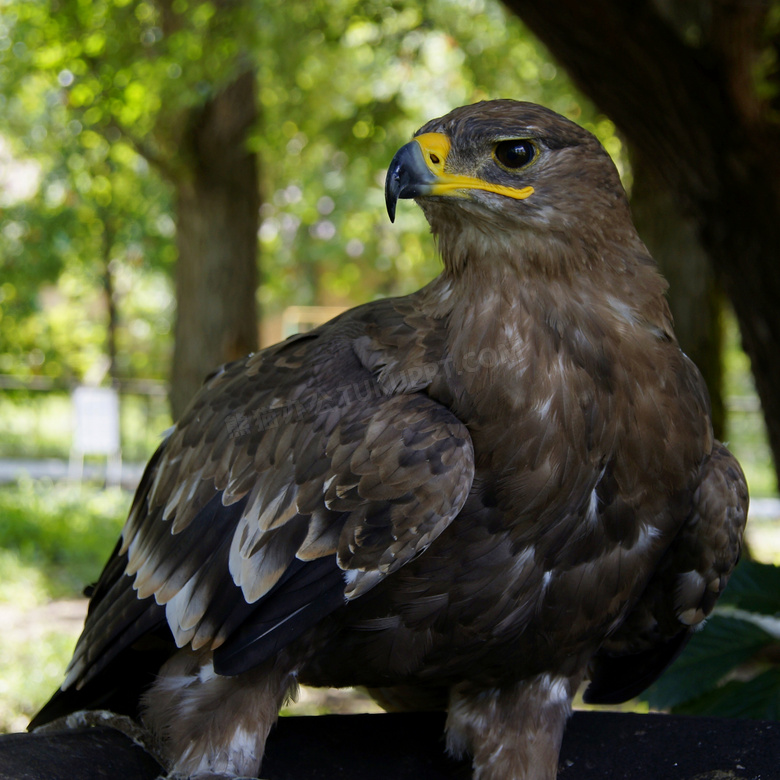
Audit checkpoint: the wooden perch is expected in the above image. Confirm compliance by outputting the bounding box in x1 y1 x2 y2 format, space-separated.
1 711 777 780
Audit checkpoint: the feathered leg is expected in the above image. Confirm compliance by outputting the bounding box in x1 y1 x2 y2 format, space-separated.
446 673 582 780
142 649 297 779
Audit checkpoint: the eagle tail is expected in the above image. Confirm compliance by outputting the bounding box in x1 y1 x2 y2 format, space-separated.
583 628 691 705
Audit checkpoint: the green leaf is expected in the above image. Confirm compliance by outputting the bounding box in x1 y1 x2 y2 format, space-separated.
673 668 780 720
644 615 775 710
718 559 780 616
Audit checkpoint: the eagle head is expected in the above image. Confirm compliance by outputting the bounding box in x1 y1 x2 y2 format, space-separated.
385 99 637 274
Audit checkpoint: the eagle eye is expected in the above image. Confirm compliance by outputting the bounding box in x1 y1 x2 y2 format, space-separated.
494 140 535 170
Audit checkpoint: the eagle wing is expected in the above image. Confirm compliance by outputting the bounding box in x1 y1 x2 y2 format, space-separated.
54 321 474 698
584 442 748 704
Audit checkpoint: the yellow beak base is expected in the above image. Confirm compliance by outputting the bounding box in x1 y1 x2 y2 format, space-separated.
385 131 534 221
413 132 534 202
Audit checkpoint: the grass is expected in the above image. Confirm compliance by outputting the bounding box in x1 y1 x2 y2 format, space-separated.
0 611 84 733
0 478 129 732
0 477 129 601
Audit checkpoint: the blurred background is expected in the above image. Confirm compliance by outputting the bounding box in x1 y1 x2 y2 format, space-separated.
1 0 779 733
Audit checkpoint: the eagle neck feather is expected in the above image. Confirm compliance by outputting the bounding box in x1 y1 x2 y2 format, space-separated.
425 192 647 278
415 231 675 414
427 230 671 339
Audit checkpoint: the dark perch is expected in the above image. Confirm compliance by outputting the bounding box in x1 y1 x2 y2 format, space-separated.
1 711 777 780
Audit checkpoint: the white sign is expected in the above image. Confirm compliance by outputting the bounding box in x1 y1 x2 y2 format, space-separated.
72 386 120 455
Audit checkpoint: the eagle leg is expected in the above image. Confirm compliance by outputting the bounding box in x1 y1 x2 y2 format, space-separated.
141 649 298 779
445 673 582 780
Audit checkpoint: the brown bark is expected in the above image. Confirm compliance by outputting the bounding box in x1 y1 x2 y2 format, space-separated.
101 216 119 384
170 70 260 420
503 0 780 485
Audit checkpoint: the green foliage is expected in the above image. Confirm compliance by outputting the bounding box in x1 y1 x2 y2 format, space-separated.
0 2 177 383
0 0 245 383
0 478 128 599
643 560 780 720
644 615 774 710
670 668 780 720
0 610 82 733
0 479 129 732
252 0 613 308
719 555 780 614
1 0 614 385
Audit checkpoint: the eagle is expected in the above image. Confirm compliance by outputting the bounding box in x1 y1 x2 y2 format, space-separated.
31 100 748 780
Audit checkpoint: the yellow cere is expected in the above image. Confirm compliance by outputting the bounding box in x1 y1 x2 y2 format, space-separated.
414 132 534 202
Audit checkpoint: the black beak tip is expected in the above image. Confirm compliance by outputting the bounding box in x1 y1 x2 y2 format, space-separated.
386 197 397 223
385 167 400 223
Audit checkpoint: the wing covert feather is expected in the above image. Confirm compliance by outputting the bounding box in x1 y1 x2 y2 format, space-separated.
67 328 474 688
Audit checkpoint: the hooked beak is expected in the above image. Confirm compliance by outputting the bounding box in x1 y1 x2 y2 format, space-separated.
385 132 534 222
385 137 439 223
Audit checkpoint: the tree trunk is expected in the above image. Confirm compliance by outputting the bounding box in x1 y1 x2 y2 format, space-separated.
101 216 120 385
170 70 260 420
629 152 724 439
502 0 780 486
